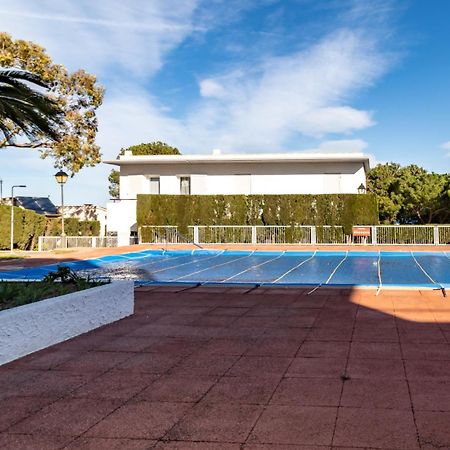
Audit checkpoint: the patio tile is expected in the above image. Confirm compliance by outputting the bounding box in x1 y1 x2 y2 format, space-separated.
404 359 450 381
97 336 160 353
401 343 450 360
0 396 55 432
4 349 82 370
297 341 350 359
170 354 240 377
55 351 134 373
307 326 353 342
346 358 406 379
86 400 192 439
333 407 419 449
243 445 329 450
64 437 156 449
207 306 251 316
409 380 450 411
248 405 336 446
349 342 402 359
271 377 342 407
352 325 399 342
154 441 240 449
416 411 450 449
167 402 262 443
71 371 159 400
137 374 218 403
227 356 292 378
192 315 238 327
199 338 255 356
115 353 182 374
341 378 411 409
202 375 279 405
245 338 302 357
10 398 121 436
0 433 70 450
285 357 346 378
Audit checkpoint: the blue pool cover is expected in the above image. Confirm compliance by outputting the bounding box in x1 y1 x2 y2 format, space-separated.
1 250 449 290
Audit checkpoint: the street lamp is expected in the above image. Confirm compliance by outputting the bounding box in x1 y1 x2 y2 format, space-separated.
54 170 68 237
357 183 366 194
11 185 26 252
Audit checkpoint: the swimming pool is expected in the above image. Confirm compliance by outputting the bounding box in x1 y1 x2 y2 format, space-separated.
1 249 449 292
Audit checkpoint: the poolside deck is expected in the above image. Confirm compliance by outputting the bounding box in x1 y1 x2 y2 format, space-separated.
1 286 449 449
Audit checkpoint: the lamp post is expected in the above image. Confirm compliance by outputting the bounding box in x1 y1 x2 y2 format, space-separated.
11 185 26 252
54 170 68 238
357 183 366 194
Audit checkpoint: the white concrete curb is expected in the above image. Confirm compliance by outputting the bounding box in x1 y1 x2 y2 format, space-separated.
0 281 134 366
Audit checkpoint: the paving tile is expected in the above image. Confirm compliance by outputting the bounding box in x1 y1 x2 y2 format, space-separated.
97 336 159 352
409 380 450 411
145 337 207 357
55 351 133 372
340 378 411 409
71 371 159 400
0 396 55 432
398 329 447 343
202 376 279 405
208 306 251 316
270 377 342 407
10 398 121 436
245 338 301 357
86 400 192 439
401 343 450 360
307 327 353 342
4 349 82 370
0 369 42 399
416 410 450 449
248 405 336 446
227 356 292 378
0 433 70 450
352 325 399 342
244 445 329 450
153 441 240 449
349 342 402 359
64 437 156 449
115 353 182 374
167 402 262 443
346 358 405 379
285 357 346 378
404 359 450 381
137 374 217 402
170 354 240 377
297 341 350 359
333 407 419 449
199 338 255 356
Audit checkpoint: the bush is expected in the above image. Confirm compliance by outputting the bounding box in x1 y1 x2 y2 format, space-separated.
0 205 101 250
137 194 379 236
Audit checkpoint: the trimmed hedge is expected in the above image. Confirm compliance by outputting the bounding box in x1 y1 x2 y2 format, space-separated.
0 205 100 250
137 194 379 236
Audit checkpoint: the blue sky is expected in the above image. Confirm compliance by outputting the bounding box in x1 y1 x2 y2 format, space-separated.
0 0 449 206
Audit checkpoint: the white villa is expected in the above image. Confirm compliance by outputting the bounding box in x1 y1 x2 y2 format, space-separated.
105 152 370 245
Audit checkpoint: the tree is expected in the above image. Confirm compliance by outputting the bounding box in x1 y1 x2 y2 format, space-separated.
368 162 450 224
108 142 181 198
0 69 63 145
0 32 104 174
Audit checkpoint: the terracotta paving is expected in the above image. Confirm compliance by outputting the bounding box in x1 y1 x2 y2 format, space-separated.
1 285 450 449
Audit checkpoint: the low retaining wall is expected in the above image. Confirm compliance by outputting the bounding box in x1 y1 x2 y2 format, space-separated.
0 281 134 365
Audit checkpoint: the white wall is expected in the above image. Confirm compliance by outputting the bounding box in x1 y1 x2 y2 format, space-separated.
106 200 137 246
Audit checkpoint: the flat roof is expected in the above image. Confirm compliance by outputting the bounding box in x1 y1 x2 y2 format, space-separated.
104 152 370 171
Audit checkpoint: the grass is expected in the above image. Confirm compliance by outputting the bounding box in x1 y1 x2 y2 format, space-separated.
0 266 108 311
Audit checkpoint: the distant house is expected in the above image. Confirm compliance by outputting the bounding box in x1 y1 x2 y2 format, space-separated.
2 196 59 216
105 152 370 246
61 204 107 236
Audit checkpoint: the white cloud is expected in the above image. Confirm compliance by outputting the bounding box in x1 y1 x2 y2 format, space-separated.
199 79 227 98
317 139 369 153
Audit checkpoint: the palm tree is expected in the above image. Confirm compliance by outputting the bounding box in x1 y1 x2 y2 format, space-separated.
0 69 63 147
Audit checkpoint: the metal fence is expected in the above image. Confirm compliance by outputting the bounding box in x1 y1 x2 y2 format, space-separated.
38 236 118 251
138 224 450 246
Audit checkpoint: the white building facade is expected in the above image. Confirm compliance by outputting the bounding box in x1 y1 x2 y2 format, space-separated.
105 153 369 246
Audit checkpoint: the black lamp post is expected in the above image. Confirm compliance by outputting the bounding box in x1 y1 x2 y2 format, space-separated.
357 183 366 194
54 170 68 236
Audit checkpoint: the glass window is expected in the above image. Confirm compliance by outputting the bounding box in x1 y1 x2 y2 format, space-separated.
180 176 190 195
149 177 160 194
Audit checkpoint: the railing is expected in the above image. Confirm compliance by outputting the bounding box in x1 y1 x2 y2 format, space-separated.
139 224 450 245
38 236 117 251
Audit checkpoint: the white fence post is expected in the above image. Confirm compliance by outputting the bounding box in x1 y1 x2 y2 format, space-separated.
92 237 97 248
372 226 377 245
251 226 257 244
193 226 199 245
38 236 43 252
434 225 439 245
310 226 317 244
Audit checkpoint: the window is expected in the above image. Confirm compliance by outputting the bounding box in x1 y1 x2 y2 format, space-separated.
180 176 190 195
148 177 160 194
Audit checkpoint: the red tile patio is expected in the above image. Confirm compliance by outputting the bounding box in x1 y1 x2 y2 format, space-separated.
1 285 450 449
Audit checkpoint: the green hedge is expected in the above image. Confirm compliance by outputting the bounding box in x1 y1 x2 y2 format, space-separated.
0 205 100 250
137 194 379 236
